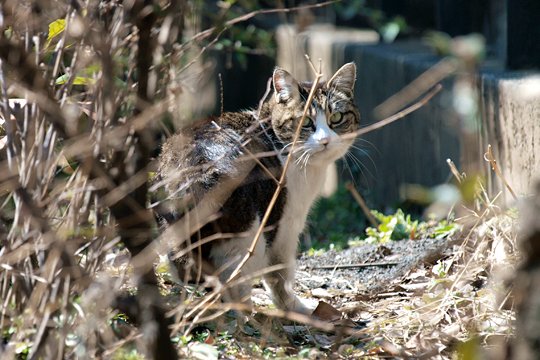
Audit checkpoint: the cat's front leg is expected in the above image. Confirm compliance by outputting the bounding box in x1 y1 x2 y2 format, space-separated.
263 253 312 315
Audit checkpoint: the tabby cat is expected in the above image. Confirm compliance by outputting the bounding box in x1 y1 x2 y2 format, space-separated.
156 63 359 314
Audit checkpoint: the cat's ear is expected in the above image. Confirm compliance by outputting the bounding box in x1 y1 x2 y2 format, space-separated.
327 62 356 94
273 68 299 103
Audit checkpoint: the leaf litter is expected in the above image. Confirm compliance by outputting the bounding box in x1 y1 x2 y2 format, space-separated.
287 208 517 358
99 205 518 358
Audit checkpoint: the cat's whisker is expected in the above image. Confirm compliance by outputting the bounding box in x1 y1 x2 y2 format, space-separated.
299 150 309 168
343 155 359 189
354 138 382 155
282 140 306 156
303 153 311 181
283 140 304 150
295 148 311 169
348 145 378 177
302 150 312 170
295 149 310 166
292 147 309 157
346 151 373 178
345 151 376 186
294 152 303 165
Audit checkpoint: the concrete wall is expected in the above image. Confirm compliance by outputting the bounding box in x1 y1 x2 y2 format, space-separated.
276 24 379 82
479 71 540 202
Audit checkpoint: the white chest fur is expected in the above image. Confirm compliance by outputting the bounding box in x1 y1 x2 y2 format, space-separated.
271 164 328 256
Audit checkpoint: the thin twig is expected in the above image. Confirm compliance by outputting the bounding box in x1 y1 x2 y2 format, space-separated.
312 261 399 270
446 158 464 183
226 55 324 283
341 84 443 141
218 73 224 116
345 182 378 228
484 144 517 200
374 58 456 120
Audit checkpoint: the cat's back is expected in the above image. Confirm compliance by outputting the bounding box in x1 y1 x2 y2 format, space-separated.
157 111 267 194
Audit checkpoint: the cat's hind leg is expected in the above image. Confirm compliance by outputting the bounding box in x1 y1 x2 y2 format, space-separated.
209 236 267 314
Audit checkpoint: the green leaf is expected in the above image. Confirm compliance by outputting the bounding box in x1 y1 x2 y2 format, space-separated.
47 19 66 44
55 74 94 85
15 341 31 354
456 337 480 360
390 223 408 240
4 26 13 39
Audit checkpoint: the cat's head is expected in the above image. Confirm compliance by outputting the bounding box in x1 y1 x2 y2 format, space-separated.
270 62 359 166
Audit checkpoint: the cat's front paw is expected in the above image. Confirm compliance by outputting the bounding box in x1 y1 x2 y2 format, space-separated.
286 296 316 315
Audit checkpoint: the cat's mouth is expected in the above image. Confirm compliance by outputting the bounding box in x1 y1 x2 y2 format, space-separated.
291 141 350 167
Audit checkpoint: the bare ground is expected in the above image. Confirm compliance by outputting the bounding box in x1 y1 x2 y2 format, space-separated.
297 238 449 295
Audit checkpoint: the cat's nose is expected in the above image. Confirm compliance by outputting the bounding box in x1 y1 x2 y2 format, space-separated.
319 137 330 146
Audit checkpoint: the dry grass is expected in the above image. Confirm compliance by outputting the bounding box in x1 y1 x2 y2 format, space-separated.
352 199 518 358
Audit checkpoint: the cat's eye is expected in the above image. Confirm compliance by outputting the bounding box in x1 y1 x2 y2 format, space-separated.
301 117 313 128
329 112 344 126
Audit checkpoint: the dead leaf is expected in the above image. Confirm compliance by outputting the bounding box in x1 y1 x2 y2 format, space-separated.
204 334 215 345
380 339 412 357
338 344 354 355
311 288 333 299
312 301 358 330
367 345 385 355
399 282 431 292
338 301 366 315
188 342 218 360
282 325 307 336
312 301 342 322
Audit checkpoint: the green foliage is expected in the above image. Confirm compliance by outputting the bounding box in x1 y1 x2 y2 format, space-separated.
205 1 276 69
15 341 31 359
111 347 146 360
55 74 94 86
424 220 461 240
215 331 233 351
455 337 480 360
365 209 417 243
365 209 460 243
308 189 459 251
379 16 407 43
424 31 486 61
432 258 453 278
333 0 408 42
307 186 367 251
215 23 275 69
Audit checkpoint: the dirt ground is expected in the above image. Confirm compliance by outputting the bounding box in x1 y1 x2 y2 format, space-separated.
298 238 449 293
250 238 451 312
